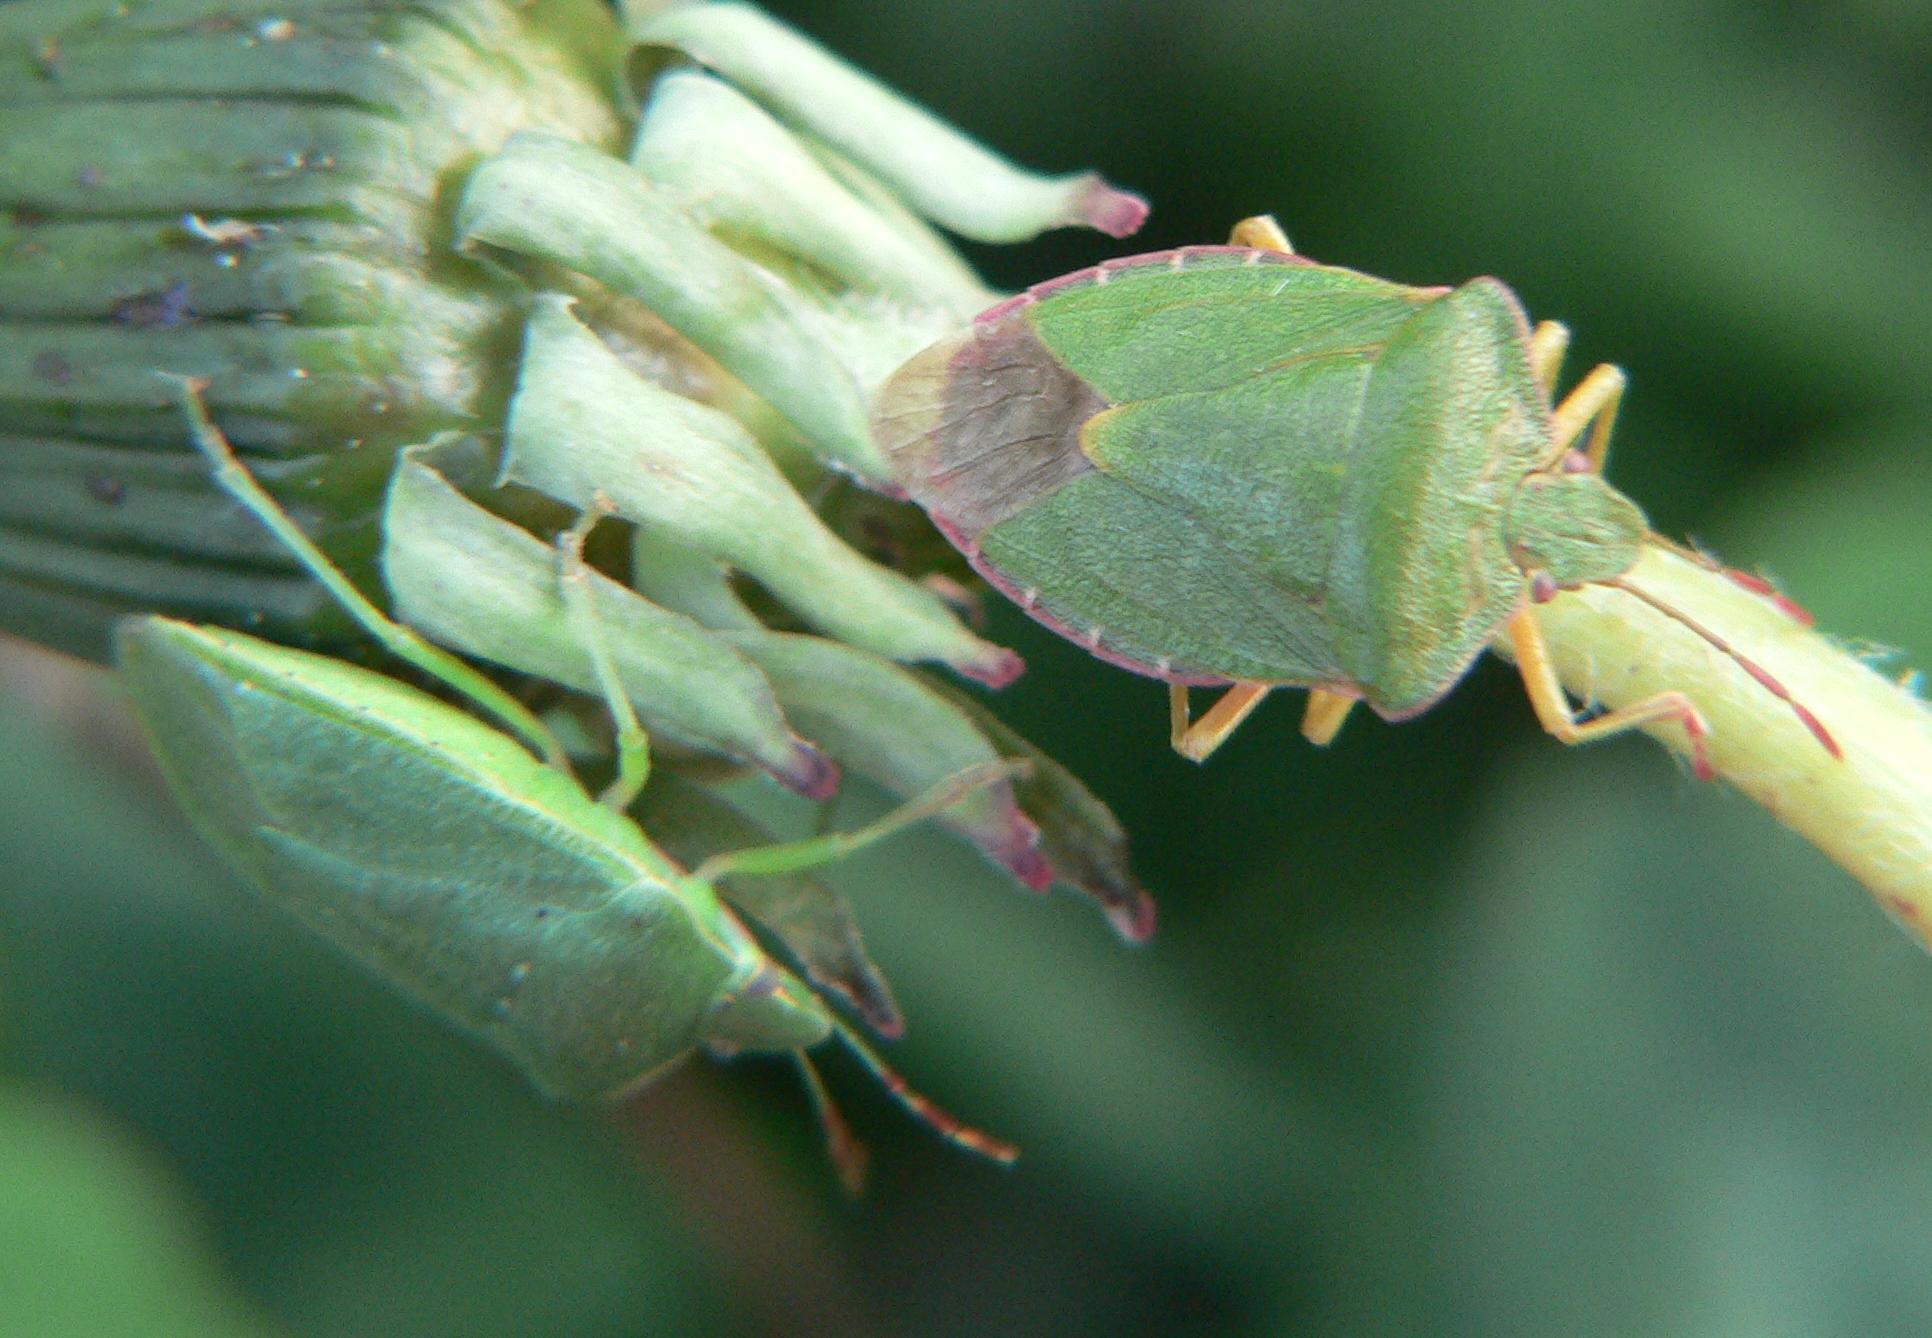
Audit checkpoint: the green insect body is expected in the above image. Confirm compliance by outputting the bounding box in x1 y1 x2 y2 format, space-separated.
877 246 1628 704
115 387 1020 1178
118 615 825 1101
875 221 1838 772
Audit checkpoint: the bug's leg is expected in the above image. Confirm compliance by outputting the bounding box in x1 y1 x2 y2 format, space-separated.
693 760 1024 882
828 1016 1019 1165
1504 607 1715 780
1527 320 1570 395
1169 682 1272 763
1544 362 1628 474
166 376 570 770
555 498 652 810
1228 215 1294 253
792 1051 870 1195
1168 684 1189 747
1300 689 1357 747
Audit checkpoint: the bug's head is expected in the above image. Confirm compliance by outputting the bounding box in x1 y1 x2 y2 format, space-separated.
702 961 835 1058
1503 471 1648 592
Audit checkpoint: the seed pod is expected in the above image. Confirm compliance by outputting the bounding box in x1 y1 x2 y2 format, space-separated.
0 0 627 659
380 440 839 798
631 3 1149 242
6 0 1154 1025
631 69 992 316
501 294 1021 687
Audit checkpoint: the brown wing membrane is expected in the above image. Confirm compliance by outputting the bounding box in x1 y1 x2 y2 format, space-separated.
872 313 1107 543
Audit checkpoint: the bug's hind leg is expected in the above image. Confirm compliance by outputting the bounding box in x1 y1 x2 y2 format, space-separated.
1169 682 1272 763
1300 689 1356 746
1228 215 1294 254
1527 321 1570 395
1504 607 1715 780
1544 361 1627 474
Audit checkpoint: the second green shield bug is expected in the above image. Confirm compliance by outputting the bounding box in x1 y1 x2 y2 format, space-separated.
873 216 1841 774
118 380 1022 1187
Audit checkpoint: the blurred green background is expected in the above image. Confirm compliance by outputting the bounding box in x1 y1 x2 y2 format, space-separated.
5 0 1932 1333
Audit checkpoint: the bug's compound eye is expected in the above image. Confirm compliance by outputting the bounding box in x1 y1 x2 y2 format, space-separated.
1561 449 1593 475
1530 572 1560 604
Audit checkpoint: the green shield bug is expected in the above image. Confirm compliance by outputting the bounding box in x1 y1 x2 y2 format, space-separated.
874 216 1841 775
118 380 1023 1187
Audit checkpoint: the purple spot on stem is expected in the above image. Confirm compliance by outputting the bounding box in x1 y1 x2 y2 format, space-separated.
110 280 193 329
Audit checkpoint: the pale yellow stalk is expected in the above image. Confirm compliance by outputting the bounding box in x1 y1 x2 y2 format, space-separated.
1513 543 1932 947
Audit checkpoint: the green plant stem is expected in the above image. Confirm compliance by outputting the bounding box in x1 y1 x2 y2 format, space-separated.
1513 544 1932 946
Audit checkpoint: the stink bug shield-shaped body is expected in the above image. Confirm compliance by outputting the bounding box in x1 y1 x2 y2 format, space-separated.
875 219 1833 773
120 614 1015 1175
117 615 814 1102
114 384 1019 1180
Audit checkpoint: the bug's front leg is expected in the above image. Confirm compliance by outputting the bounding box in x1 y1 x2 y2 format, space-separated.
1227 215 1295 253
1299 689 1357 746
1527 320 1570 394
1505 607 1715 780
1169 682 1273 763
1544 359 1628 474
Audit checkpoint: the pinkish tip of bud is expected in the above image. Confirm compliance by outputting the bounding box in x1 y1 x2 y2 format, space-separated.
867 1010 907 1042
1004 848 1055 893
1081 178 1150 238
779 746 842 801
962 646 1026 690
1107 891 1158 943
